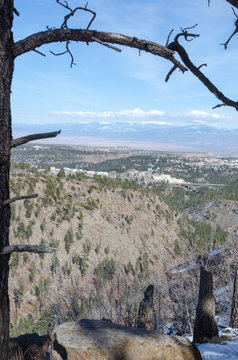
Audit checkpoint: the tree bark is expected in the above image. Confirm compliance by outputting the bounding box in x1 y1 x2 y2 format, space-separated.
230 268 238 328
0 1 14 359
13 29 187 73
137 284 157 331
193 267 218 344
11 130 61 148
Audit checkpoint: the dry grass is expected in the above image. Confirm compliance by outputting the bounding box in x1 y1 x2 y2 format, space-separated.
8 346 31 360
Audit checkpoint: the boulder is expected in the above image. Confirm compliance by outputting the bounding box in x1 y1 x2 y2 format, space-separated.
52 319 202 360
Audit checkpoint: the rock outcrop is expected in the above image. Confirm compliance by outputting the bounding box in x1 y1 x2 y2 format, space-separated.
9 333 51 360
53 319 202 360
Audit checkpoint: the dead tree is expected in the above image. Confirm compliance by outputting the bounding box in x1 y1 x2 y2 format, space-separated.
193 267 218 343
137 285 157 331
0 1 238 358
230 268 238 328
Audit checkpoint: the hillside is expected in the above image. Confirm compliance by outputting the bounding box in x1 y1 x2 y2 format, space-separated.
8 164 235 337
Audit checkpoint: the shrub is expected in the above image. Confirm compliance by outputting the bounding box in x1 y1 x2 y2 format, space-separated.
104 244 110 255
125 261 134 274
95 242 101 254
64 228 73 253
72 251 89 277
10 253 20 270
95 258 116 281
174 239 182 256
63 261 72 276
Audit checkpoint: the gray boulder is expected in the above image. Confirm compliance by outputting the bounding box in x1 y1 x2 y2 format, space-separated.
52 319 202 360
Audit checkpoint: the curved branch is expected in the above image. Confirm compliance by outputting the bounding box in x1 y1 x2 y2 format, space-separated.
11 130 61 148
0 245 57 256
168 41 238 111
13 29 188 73
2 194 38 207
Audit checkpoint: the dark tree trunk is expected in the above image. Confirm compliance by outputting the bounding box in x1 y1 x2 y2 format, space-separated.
137 284 157 331
0 1 14 359
230 268 238 328
193 267 218 344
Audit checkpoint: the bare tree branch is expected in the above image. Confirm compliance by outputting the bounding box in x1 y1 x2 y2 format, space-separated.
221 7 238 49
168 39 238 111
174 25 199 43
11 130 61 148
0 245 57 256
51 0 97 64
50 41 75 66
13 7 20 16
226 0 238 9
33 49 46 57
13 29 188 73
2 194 38 207
165 29 174 47
212 103 227 109
165 65 177 82
197 63 207 70
56 0 96 30
91 36 121 52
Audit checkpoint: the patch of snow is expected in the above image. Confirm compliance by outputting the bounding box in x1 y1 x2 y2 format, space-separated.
198 336 238 360
207 247 227 256
171 260 199 274
163 322 179 335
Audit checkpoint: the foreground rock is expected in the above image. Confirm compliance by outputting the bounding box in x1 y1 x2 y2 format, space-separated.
53 319 202 360
9 333 50 359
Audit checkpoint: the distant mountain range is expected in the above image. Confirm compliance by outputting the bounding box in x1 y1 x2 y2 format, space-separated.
13 121 238 155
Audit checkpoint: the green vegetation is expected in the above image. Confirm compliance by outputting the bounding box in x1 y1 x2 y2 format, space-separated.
8 155 237 339
95 257 116 282
165 180 238 211
10 252 20 270
181 219 228 254
64 228 73 253
72 250 89 277
125 261 134 274
57 167 66 179
93 174 140 191
95 242 101 254
13 281 24 309
174 239 182 256
135 253 149 277
10 309 56 337
63 260 72 276
29 262 36 282
104 244 110 255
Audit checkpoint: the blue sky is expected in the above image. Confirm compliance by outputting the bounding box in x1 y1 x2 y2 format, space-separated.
12 0 238 135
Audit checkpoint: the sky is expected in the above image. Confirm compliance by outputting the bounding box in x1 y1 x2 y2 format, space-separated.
12 1 238 146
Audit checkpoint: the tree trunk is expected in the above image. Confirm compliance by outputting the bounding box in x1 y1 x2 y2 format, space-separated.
230 268 238 328
193 267 218 344
137 284 157 331
0 1 14 359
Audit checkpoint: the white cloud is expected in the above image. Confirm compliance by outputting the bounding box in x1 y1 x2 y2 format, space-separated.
186 109 232 120
141 121 170 125
51 108 165 119
50 107 234 128
188 110 210 117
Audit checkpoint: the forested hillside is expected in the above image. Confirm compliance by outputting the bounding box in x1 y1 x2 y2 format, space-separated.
8 163 235 337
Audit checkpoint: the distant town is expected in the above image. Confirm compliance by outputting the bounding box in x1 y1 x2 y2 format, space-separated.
11 143 238 186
